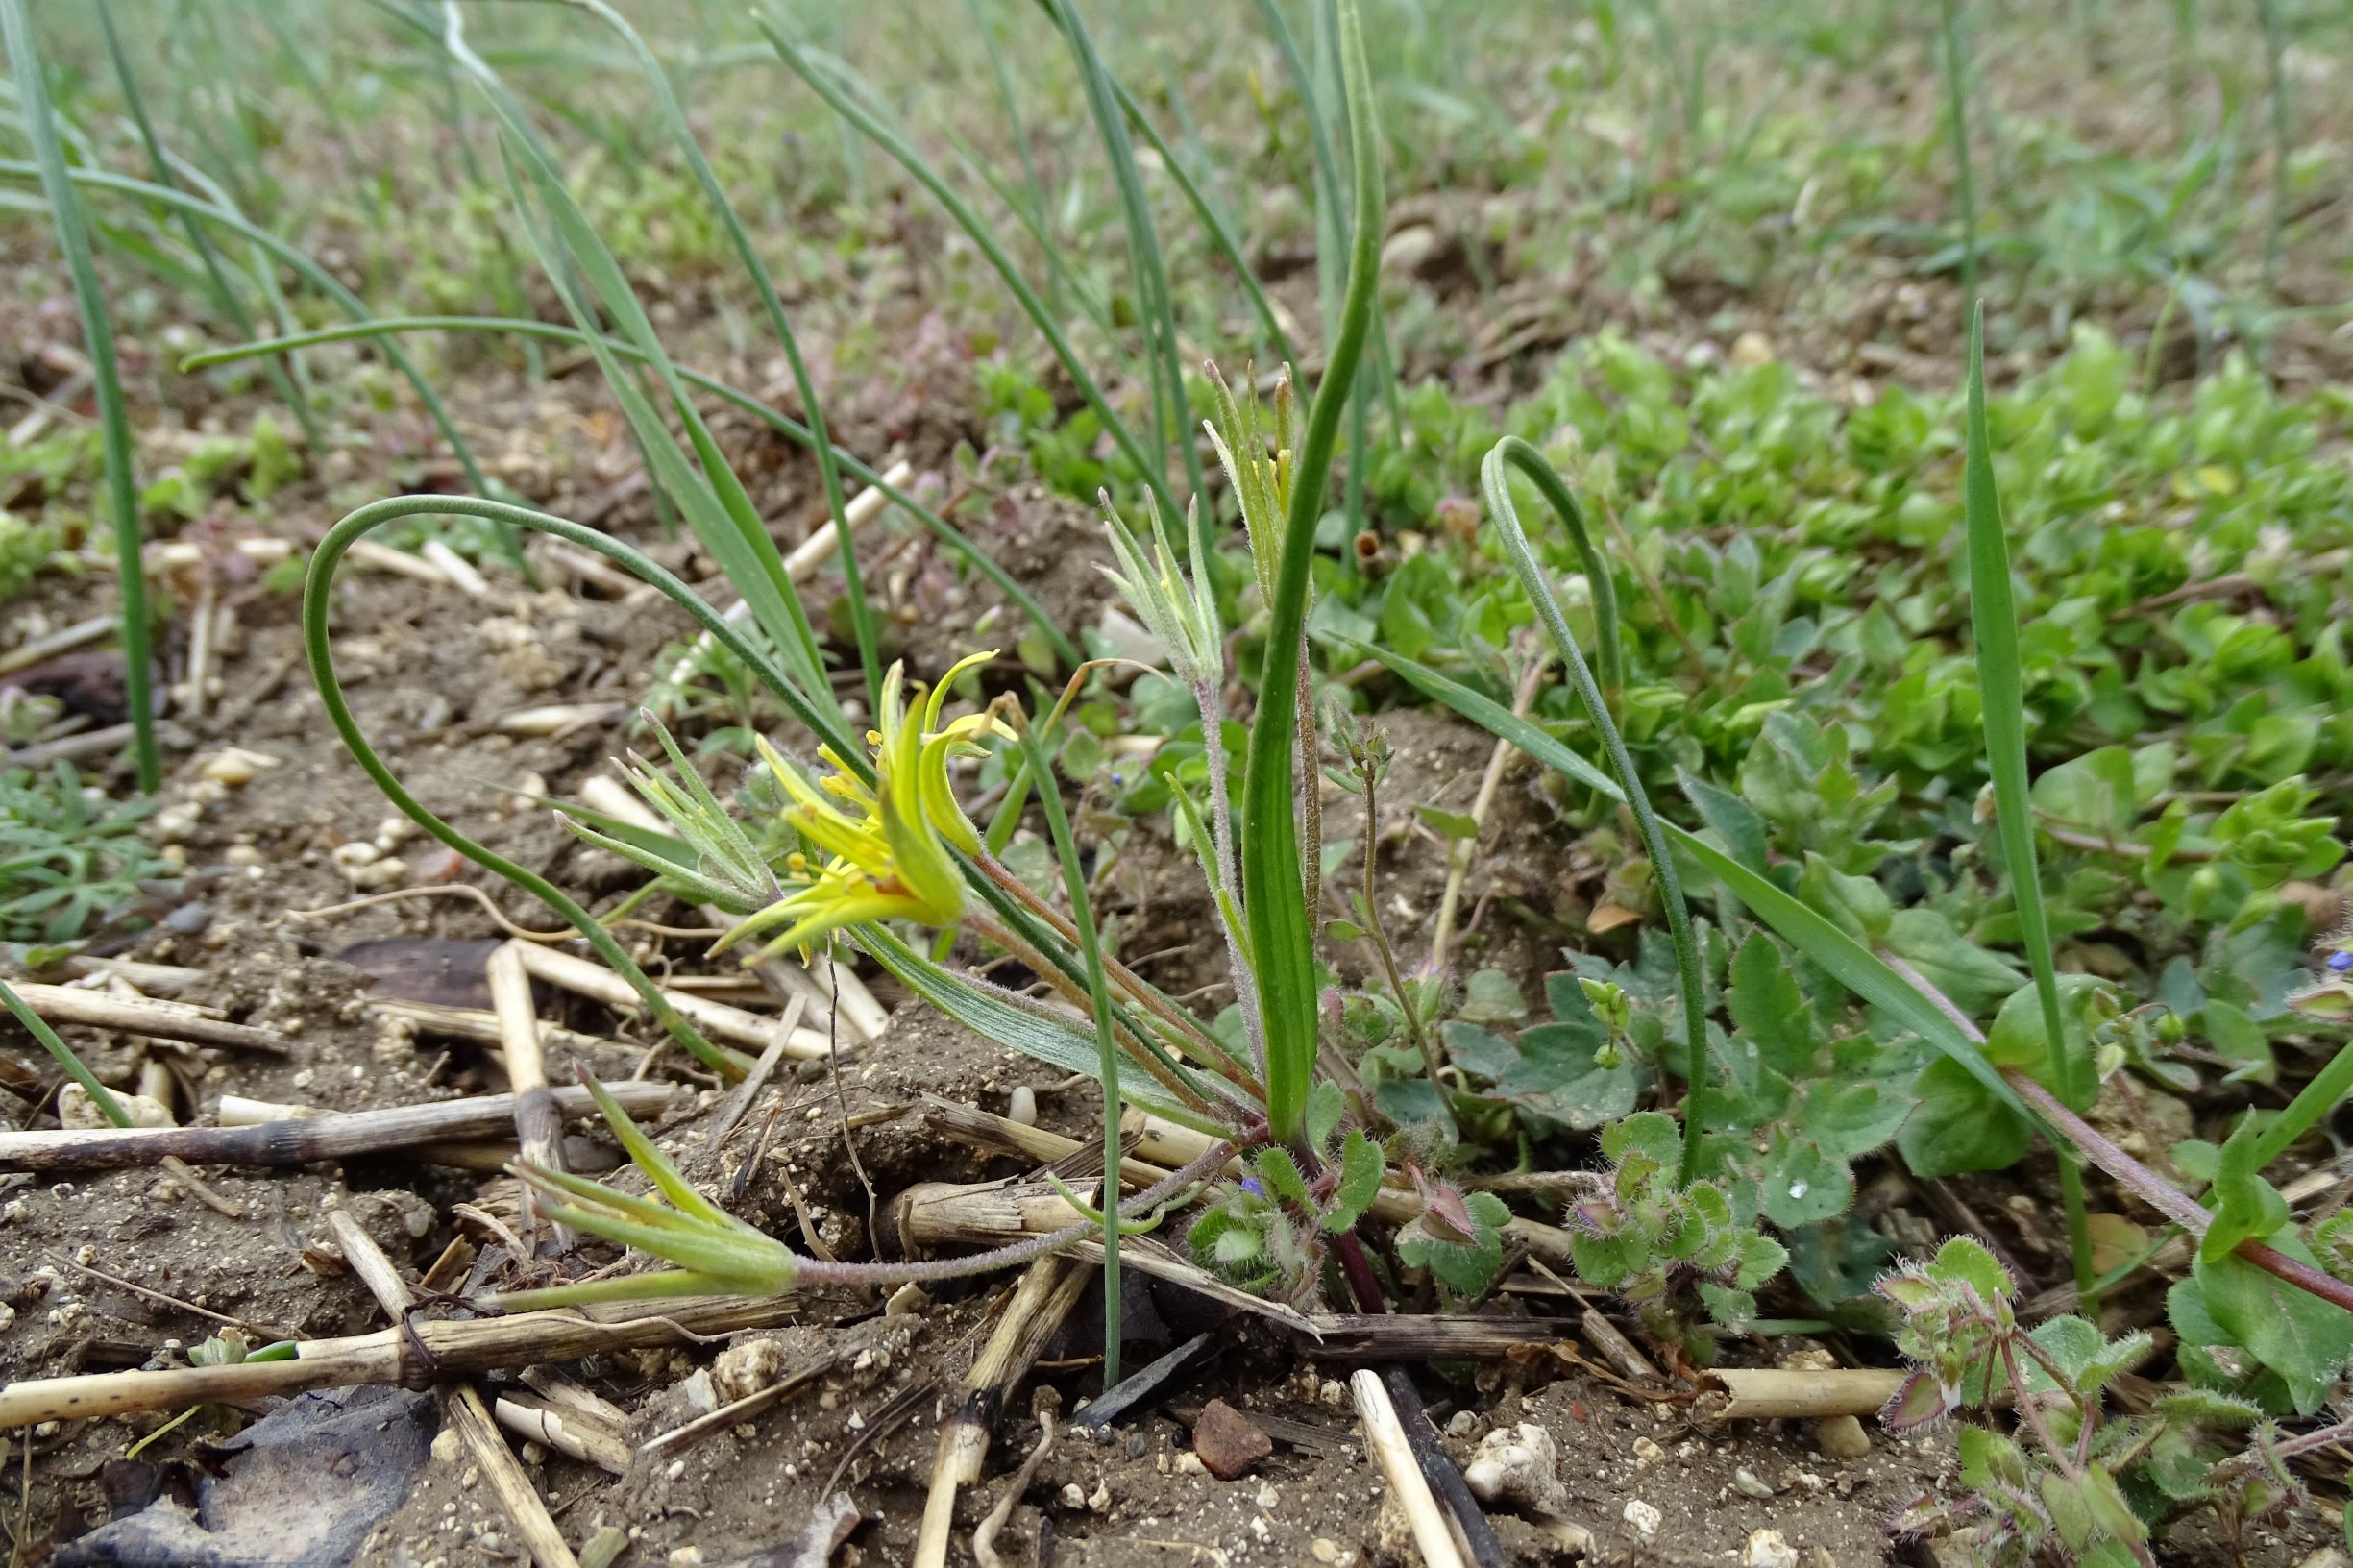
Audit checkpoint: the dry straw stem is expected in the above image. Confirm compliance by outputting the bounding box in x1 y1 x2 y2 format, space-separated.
889 1175 1316 1337
971 1409 1055 1568
327 1212 580 1568
914 1258 1090 1568
488 942 569 1244
493 1393 631 1475
0 1080 673 1172
0 1291 799 1429
5 983 294 1056
368 997 616 1056
1697 1368 1909 1421
1352 1368 1470 1568
509 942 835 1058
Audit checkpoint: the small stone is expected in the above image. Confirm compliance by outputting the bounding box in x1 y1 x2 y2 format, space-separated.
712 1337 788 1403
885 1283 929 1317
666 1549 703 1568
1631 1436 1666 1465
1464 1422 1566 1515
1622 1499 1662 1537
1319 1379 1347 1409
1730 331 1777 368
59 1086 171 1130
1743 1529 1799 1568
1445 1409 1481 1438
1174 1452 1208 1477
1059 1483 1086 1509
1088 1478 1111 1513
1311 1540 1342 1565
431 1430 463 1464
1814 1415 1871 1461
1255 1482 1280 1510
199 747 278 786
1006 1085 1037 1126
1733 1468 1776 1500
1192 1398 1272 1481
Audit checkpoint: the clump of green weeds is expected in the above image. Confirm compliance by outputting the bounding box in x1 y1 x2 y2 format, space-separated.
0 761 175 948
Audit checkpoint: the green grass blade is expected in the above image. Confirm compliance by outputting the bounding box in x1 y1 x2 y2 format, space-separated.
1962 305 2083 1109
1935 0 1980 301
4 0 159 792
181 314 1079 665
93 0 323 455
0 975 132 1128
1017 716 1123 1387
1961 304 2098 1302
437 13 846 742
1099 59 1297 369
0 159 507 561
1051 0 1202 528
756 17 1182 526
573 0 881 713
1481 438 1706 1179
1243 0 1383 1145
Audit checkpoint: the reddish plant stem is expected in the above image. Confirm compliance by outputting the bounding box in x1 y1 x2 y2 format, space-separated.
1881 952 2353 1317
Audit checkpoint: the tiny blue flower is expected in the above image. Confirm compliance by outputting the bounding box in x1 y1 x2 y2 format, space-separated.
2328 948 2353 973
1239 1176 1265 1198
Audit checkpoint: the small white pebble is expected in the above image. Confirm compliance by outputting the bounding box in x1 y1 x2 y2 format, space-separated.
1743 1529 1798 1568
1061 1483 1086 1509
1623 1499 1662 1537
1007 1085 1037 1126
1632 1436 1666 1465
1256 1482 1279 1510
1733 1468 1776 1500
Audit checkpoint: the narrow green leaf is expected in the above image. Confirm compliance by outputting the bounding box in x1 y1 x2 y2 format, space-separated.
1242 0 1383 1144
4 0 158 790
1017 715 1125 1387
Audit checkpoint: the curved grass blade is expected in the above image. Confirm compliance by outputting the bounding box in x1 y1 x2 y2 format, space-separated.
1017 715 1124 1385
182 314 1078 665
755 17 1182 527
4 0 158 791
1243 0 1383 1145
1481 438 1705 1178
304 493 867 1078
1338 639 2038 1127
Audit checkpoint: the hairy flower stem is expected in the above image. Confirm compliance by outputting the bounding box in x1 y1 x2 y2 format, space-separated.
973 852 1256 1091
1190 674 1267 1079
1884 951 2353 1316
1297 644 1324 934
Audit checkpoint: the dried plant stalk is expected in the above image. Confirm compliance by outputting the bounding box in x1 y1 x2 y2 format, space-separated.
0 1293 797 1428
6 983 293 1055
0 1082 673 1172
913 1259 1089 1568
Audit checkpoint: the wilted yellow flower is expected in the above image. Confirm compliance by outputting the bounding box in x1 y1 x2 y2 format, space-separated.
723 652 1009 961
